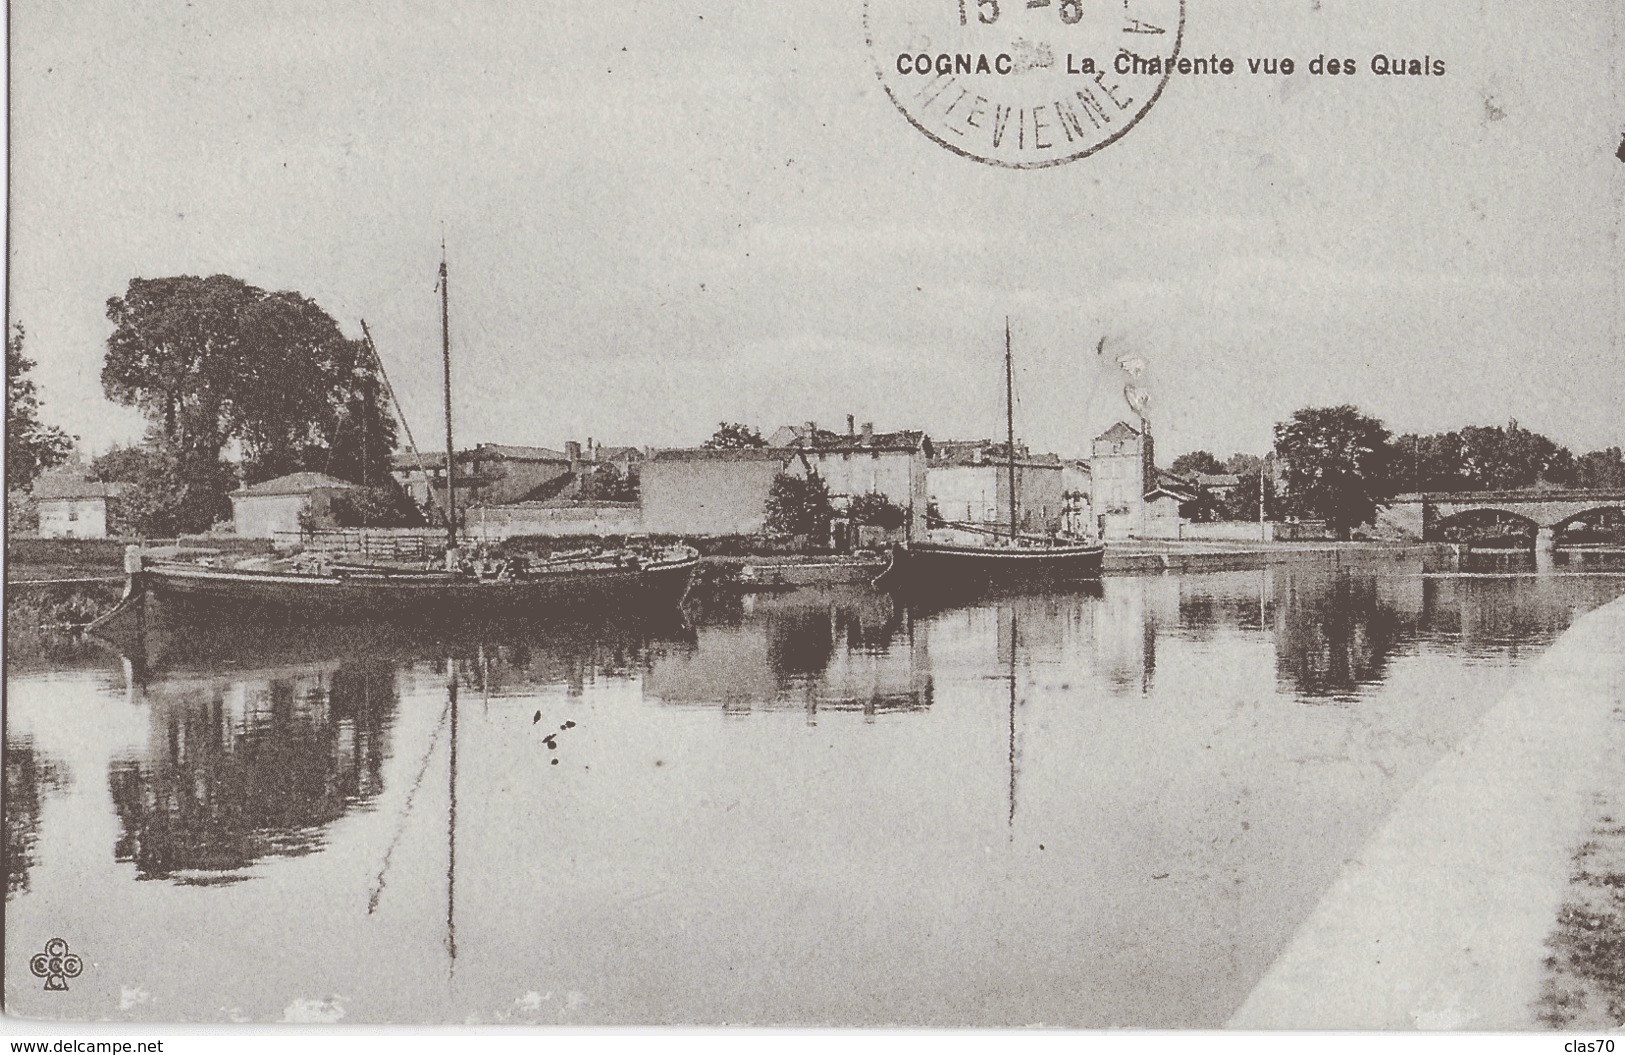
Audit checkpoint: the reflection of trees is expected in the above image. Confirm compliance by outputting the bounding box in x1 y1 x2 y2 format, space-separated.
108 664 397 884
5 738 71 899
1273 570 1413 699
1419 575 1604 651
765 606 836 688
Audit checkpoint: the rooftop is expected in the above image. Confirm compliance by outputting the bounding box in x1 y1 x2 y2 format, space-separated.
32 474 123 501
768 422 931 455
235 471 364 497
931 440 1061 468
651 447 803 464
390 443 571 471
1096 421 1143 442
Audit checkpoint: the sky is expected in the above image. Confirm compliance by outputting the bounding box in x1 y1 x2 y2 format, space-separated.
8 0 1623 465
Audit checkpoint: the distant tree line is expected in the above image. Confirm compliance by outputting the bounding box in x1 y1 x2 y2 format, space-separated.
1174 407 1625 539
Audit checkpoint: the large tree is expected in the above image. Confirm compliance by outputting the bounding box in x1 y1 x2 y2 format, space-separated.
6 324 74 492
103 276 396 477
101 275 398 518
1274 405 1396 538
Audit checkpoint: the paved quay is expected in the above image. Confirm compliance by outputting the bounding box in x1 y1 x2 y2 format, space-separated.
1229 593 1625 1030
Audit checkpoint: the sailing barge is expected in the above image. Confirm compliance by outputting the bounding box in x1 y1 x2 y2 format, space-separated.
95 252 698 628
875 320 1103 595
115 548 699 624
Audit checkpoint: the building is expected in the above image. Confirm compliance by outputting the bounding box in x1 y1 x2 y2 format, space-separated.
231 472 364 538
927 440 1066 536
1195 473 1245 501
32 473 123 538
1061 458 1093 537
392 443 573 518
641 447 813 536
769 420 933 537
1089 421 1195 539
393 441 646 524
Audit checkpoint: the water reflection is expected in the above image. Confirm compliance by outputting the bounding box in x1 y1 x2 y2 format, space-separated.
1270 571 1415 700
5 738 71 899
7 558 1625 1024
107 661 398 884
647 588 932 719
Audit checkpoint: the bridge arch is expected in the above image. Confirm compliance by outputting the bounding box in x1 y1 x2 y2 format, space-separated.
1431 507 1538 545
1550 505 1625 543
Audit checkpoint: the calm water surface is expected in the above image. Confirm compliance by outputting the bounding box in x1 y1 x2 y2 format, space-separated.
8 560 1625 1026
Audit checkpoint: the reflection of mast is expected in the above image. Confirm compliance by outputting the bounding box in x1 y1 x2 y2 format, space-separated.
446 661 458 970
1007 609 1019 832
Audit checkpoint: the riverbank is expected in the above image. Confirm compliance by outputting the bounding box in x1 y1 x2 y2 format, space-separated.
1229 592 1625 1030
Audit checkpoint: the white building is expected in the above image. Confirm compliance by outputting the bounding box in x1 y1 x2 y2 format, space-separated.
927 441 1066 536
230 472 364 538
770 421 933 537
32 473 122 538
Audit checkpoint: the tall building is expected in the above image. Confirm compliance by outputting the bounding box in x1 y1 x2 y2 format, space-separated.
1089 420 1190 539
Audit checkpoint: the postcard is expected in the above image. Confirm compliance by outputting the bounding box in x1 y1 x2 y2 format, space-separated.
5 0 1623 1032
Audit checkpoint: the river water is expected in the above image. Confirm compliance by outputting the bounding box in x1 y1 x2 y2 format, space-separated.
7 557 1625 1026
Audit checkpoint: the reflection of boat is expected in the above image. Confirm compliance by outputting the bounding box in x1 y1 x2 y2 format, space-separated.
94 608 697 688
875 321 1102 595
93 252 697 631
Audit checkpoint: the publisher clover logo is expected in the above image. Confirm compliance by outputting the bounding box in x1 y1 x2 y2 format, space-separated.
30 938 83 991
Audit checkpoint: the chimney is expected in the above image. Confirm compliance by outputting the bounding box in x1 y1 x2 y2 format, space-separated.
861 422 874 446
588 437 596 462
847 414 856 437
565 441 581 463
804 421 817 448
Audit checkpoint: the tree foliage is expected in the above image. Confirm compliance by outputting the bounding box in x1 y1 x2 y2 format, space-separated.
846 491 907 530
1273 405 1395 538
6 324 75 492
702 422 768 450
101 275 398 504
91 434 235 536
329 484 423 528
1389 422 1581 493
764 471 833 539
1575 447 1625 490
578 462 639 502
1169 450 1225 477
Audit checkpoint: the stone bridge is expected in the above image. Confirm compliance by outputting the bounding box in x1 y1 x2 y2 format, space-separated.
1376 488 1625 546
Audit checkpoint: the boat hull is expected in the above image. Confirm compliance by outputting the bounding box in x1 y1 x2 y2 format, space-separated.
129 555 698 625
873 540 1104 596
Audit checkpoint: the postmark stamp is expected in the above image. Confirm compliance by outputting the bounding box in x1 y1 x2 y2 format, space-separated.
864 0 1185 168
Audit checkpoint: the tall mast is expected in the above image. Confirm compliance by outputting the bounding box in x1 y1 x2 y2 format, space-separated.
440 244 457 552
1005 318 1018 542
